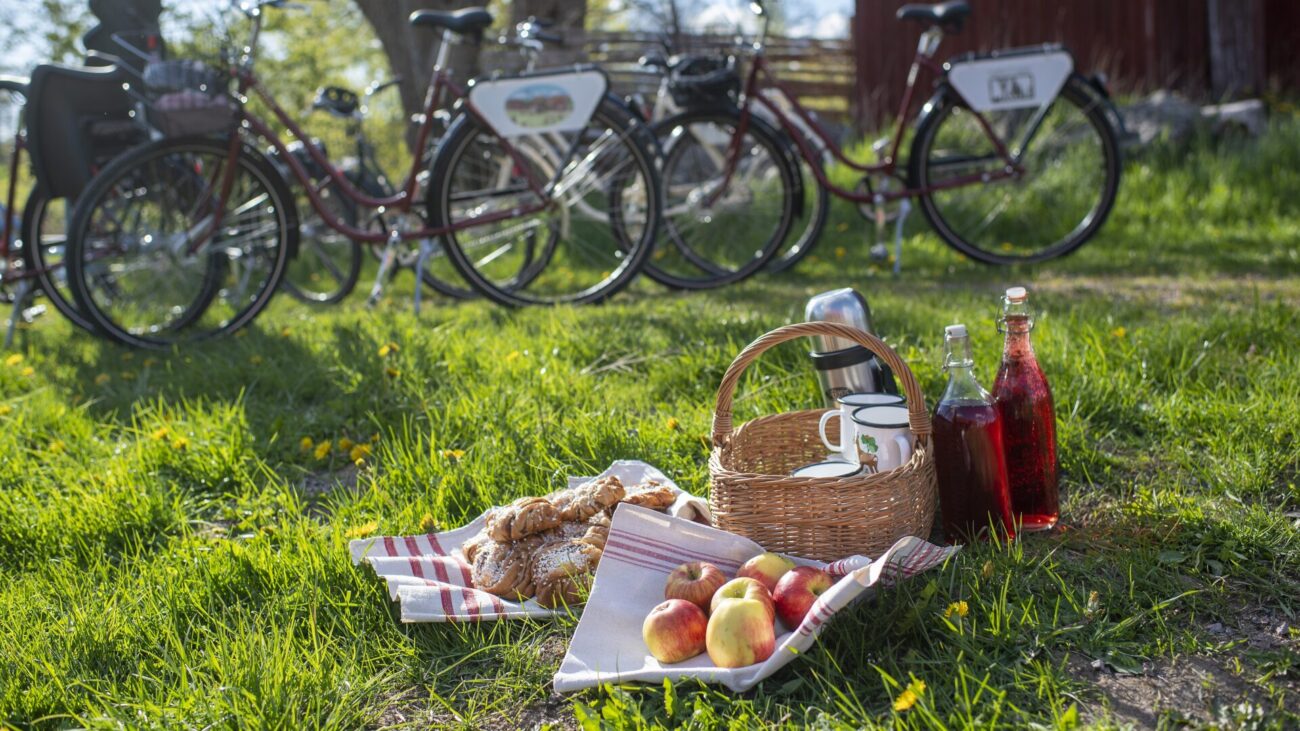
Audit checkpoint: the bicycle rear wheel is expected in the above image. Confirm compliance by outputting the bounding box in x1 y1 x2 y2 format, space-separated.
766 143 831 273
909 77 1121 264
427 97 659 307
645 108 796 289
280 179 362 304
67 136 296 348
19 191 99 333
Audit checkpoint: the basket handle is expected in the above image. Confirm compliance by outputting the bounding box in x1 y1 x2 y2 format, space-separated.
711 322 931 448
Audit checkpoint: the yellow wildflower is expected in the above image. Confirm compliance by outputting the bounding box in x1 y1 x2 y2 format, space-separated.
171 435 190 450
440 448 465 460
4 354 22 367
337 437 354 453
666 417 681 431
419 513 438 532
385 367 400 379
344 521 378 539
834 246 847 259
981 560 994 579
944 600 969 619
249 355 264 366
378 342 399 357
1111 326 1127 338
835 221 849 232
314 440 332 460
94 373 110 385
369 433 380 444
0 404 11 416
20 366 34 377
893 679 925 712
143 358 159 368
121 352 134 362
118 371 135 381
150 427 170 441
280 327 292 337
505 350 521 362
349 444 370 463
299 436 314 451
48 439 66 454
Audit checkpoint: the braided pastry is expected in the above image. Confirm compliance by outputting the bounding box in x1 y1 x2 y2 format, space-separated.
621 479 677 510
460 529 493 564
486 496 561 541
471 536 541 600
556 475 625 523
531 539 602 608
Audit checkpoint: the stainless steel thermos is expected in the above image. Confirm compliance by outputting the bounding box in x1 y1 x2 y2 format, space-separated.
805 288 899 407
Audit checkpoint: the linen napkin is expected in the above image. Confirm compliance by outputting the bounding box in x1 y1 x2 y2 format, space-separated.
553 504 958 692
349 460 710 622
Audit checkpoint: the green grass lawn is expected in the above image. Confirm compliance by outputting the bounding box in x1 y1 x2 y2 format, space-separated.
1 119 1298 730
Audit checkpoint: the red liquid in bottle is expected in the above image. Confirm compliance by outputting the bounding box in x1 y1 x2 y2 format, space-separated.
993 292 1059 532
933 399 1016 543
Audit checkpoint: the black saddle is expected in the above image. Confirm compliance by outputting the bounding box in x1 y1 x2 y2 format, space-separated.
408 7 493 37
896 1 970 31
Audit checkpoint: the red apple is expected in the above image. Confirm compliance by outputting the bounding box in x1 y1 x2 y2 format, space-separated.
642 599 708 664
709 577 774 623
705 597 776 668
736 551 795 592
664 561 728 611
772 566 834 629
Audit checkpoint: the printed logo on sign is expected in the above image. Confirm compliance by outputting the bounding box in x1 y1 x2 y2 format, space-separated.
505 84 574 128
988 72 1035 104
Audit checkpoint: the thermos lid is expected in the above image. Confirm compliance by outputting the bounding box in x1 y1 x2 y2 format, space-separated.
804 288 876 353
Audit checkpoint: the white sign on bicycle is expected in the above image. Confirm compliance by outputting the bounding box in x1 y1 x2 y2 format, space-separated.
470 69 607 138
946 49 1073 112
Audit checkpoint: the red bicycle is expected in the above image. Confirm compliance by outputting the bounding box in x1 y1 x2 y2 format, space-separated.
655 0 1122 271
63 1 662 348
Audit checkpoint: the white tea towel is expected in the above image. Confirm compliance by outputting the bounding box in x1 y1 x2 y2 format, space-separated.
350 460 710 622
554 504 958 693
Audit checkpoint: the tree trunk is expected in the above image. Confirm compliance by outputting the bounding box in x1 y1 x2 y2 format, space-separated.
1207 0 1264 98
352 0 482 148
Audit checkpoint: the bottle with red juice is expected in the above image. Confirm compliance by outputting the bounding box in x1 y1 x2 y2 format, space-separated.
993 286 1059 531
932 324 1015 544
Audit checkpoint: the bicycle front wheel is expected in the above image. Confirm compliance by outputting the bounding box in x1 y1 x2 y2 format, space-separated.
909 77 1121 264
646 108 796 289
427 97 660 307
68 136 297 348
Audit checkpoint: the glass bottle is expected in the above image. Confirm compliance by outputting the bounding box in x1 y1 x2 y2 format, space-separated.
932 324 1015 544
993 286 1059 531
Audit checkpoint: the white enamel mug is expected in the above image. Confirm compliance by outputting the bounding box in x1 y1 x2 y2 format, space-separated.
818 392 905 464
849 404 914 473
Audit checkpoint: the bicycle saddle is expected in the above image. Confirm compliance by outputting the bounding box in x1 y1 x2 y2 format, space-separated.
408 7 493 37
313 86 359 117
896 1 970 31
639 50 669 71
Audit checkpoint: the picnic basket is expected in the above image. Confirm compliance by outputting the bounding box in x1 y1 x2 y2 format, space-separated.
708 322 937 561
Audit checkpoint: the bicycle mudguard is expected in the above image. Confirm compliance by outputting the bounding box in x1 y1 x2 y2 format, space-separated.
944 45 1073 112
468 67 608 138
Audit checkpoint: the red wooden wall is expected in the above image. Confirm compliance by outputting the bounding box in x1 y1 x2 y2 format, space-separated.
851 0 1294 129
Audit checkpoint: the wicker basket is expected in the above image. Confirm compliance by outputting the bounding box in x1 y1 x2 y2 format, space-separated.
708 322 937 561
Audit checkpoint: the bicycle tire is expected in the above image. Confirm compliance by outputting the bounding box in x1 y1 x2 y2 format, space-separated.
643 108 796 290
766 142 831 273
67 135 297 349
18 191 101 333
909 76 1122 265
428 97 661 307
280 180 363 305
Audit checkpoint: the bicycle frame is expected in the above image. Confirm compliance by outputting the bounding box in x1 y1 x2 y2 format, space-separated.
731 22 1020 205
212 22 554 246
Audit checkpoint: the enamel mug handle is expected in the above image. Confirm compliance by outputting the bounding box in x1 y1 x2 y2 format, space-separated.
818 410 842 452
893 433 914 468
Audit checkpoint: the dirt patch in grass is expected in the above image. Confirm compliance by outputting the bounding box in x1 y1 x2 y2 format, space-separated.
370 685 458 730
478 694 578 731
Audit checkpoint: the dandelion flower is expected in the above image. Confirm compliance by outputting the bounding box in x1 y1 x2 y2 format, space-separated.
440 448 465 460
419 513 438 532
121 353 134 362
349 444 370 463
171 436 190 450
666 417 680 431
280 327 292 337
344 521 378 539
150 427 170 441
118 371 135 381
48 439 66 454
1111 326 1127 338
893 679 925 712
0 404 11 416
337 437 354 452
94 373 111 385
505 350 521 362
249 355 264 366
143 358 159 368
385 367 400 379
299 436 314 451
4 354 22 367
378 342 399 357
20 366 34 377
369 433 380 444
834 246 847 259
944 600 969 619
314 440 332 460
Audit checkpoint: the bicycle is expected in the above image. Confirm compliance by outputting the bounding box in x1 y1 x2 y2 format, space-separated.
64 2 663 349
661 0 1123 269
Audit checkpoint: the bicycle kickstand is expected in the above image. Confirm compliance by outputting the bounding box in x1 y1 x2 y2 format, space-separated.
412 237 434 316
892 198 912 276
367 229 401 308
4 279 35 349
